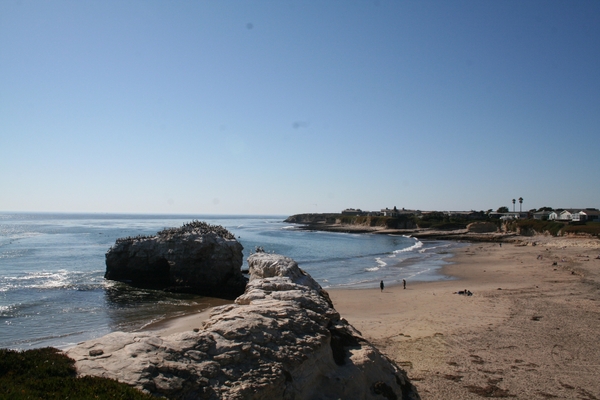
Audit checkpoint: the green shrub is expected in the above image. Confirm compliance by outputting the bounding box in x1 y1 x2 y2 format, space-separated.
563 222 600 236
0 347 153 399
416 220 432 228
508 219 565 236
431 222 467 230
505 219 600 236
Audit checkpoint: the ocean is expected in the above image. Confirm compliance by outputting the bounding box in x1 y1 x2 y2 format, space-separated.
0 212 463 350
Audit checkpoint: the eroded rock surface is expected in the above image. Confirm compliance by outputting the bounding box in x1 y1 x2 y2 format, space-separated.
104 221 246 298
466 221 498 233
69 253 420 399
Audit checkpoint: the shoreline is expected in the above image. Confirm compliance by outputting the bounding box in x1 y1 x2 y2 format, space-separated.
130 234 600 398
289 221 523 242
139 237 464 336
137 234 600 398
328 236 600 399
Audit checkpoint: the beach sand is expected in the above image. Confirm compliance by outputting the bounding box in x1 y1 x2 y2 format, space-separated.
144 235 600 399
329 236 600 399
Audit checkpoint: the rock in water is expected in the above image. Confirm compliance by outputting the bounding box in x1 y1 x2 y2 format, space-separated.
104 221 246 298
69 253 420 400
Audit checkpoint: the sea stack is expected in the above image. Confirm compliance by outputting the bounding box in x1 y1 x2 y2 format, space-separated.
104 221 247 298
68 252 420 399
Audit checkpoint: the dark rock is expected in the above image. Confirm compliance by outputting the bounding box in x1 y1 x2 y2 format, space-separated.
104 221 247 298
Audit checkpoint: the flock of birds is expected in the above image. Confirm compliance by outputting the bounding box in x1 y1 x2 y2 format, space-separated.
113 220 237 246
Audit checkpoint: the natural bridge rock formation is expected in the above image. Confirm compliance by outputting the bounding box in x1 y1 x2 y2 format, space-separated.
69 253 420 400
104 221 246 298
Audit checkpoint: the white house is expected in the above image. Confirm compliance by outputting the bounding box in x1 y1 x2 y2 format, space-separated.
571 209 600 222
571 211 587 222
558 210 573 221
546 209 599 222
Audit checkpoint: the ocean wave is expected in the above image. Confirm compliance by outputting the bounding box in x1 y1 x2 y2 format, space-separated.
0 304 13 315
375 257 387 268
365 266 380 272
392 239 423 255
3 330 90 348
0 270 105 292
418 243 453 253
323 277 380 289
0 249 34 259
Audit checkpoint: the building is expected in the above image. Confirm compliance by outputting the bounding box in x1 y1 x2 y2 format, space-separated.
548 208 600 222
380 207 419 217
341 208 367 216
533 211 551 220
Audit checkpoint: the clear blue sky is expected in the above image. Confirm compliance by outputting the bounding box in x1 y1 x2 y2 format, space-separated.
1 1 599 215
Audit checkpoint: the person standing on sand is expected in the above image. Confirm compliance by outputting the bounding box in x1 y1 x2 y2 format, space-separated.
380 280 384 292
403 279 406 289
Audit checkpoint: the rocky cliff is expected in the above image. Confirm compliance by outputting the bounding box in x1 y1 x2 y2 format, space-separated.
285 213 418 231
284 213 340 224
104 221 247 298
68 253 420 400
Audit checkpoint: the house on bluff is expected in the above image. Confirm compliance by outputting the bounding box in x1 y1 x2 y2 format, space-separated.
548 208 600 222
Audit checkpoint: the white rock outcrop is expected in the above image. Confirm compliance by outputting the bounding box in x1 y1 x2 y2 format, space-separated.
67 253 420 399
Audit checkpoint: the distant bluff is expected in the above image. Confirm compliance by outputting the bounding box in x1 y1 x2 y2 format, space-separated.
104 221 247 299
285 213 418 230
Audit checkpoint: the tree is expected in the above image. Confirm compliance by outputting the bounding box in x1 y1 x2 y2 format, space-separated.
519 197 523 212
497 206 509 213
512 199 516 212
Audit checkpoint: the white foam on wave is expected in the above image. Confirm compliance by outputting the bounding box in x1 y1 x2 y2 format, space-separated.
365 266 380 272
392 239 423 255
419 242 452 253
375 257 387 267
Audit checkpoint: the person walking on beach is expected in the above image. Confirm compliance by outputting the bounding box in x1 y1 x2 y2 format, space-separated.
380 280 384 292
403 279 406 289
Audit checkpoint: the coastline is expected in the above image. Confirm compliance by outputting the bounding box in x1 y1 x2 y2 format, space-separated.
290 221 520 242
138 234 600 398
328 236 600 399
131 233 600 398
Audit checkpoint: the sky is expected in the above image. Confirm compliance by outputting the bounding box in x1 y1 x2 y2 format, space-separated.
1 1 599 215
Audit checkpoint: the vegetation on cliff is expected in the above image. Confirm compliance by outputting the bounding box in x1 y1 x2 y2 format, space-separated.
287 213 600 237
505 219 600 237
0 347 152 399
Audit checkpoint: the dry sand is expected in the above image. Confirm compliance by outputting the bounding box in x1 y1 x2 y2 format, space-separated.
329 236 600 399
144 235 600 399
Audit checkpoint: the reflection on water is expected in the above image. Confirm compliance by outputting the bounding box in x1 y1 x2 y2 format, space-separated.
103 282 211 332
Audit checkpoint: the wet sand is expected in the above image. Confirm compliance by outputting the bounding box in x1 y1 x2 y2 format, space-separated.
142 297 233 336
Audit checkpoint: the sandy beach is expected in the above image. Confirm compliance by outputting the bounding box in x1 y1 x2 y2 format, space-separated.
146 235 600 399
330 236 600 399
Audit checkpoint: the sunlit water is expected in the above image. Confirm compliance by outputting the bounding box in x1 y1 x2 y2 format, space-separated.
0 213 464 349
